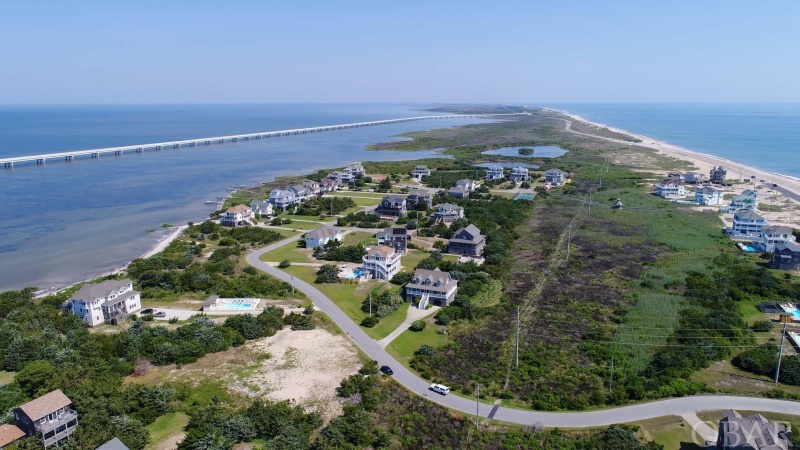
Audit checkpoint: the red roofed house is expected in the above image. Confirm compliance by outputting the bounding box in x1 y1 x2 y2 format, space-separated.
14 389 78 447
220 204 254 227
0 424 25 449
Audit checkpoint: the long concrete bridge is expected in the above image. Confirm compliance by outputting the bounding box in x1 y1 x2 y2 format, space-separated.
1 113 526 168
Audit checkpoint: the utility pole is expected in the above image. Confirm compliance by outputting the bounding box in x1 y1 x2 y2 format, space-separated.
588 190 592 214
566 224 572 261
776 322 787 383
475 384 481 430
515 306 520 367
609 356 614 395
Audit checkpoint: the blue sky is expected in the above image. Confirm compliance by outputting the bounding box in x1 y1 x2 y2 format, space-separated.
1 1 798 103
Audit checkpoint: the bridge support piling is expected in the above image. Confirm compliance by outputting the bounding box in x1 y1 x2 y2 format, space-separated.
136 148 143 153
66 155 74 162
4 162 12 168
114 150 122 156
36 159 45 165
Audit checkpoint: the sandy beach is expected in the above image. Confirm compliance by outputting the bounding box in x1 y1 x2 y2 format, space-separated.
547 108 800 228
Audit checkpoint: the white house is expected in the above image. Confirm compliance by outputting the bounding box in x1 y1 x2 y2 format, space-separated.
732 210 769 237
695 187 724 205
545 169 565 186
433 203 464 223
730 190 758 212
320 178 338 192
486 165 505 180
346 162 365 177
302 179 322 196
70 279 141 327
411 165 431 179
362 245 402 280
685 172 703 183
269 188 299 211
762 226 797 252
510 167 530 182
404 268 459 307
654 180 686 199
305 225 342 249
220 205 254 227
250 200 274 218
456 179 476 192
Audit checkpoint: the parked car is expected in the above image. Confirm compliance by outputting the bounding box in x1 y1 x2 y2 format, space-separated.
430 383 450 395
140 308 154 315
154 311 167 318
380 365 393 375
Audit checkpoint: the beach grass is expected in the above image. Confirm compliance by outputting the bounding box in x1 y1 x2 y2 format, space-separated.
0 371 15 386
341 231 376 247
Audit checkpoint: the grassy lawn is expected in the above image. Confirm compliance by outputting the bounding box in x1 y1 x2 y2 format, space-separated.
329 191 387 199
273 221 327 231
633 415 699 450
365 302 411 340
400 249 430 271
145 412 190 450
472 280 504 307
259 241 314 263
386 316 447 366
0 371 15 386
342 231 376 247
277 212 333 222
738 299 766 326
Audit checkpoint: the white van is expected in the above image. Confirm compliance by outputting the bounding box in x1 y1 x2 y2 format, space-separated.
430 383 450 395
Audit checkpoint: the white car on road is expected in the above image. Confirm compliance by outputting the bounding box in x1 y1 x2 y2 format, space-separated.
430 384 450 395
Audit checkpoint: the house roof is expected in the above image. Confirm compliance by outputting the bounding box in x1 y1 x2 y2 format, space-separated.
486 164 504 171
226 204 251 214
72 279 132 302
413 165 430 171
456 179 474 185
512 167 529 172
734 210 766 221
406 268 458 293
408 190 431 198
658 179 684 186
101 291 140 308
96 438 131 450
321 178 336 186
775 242 800 253
250 200 271 209
436 203 463 212
720 409 788 450
365 245 395 258
451 225 484 244
306 225 340 240
270 189 295 199
765 225 794 234
447 186 468 195
546 168 564 174
0 424 25 447
17 389 72 421
382 195 406 204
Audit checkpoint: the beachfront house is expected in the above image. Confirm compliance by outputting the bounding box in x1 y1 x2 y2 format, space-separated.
305 225 342 249
654 180 687 199
376 226 408 255
346 162 365 178
433 203 465 223
447 186 469 199
448 224 486 257
510 167 530 182
667 172 685 182
406 190 433 208
69 279 141 327
320 178 338 192
220 204 254 227
717 409 789 450
732 210 769 237
762 226 797 252
405 268 459 307
456 179 477 192
770 243 800 271
326 171 346 185
545 169 565 186
14 390 78 447
250 200 274 218
710 166 728 184
730 190 759 212
268 188 299 211
685 172 703 183
695 187 724 205
302 179 322 196
376 195 407 218
486 165 505 181
362 245 402 280
0 424 25 449
289 185 312 202
411 165 431 179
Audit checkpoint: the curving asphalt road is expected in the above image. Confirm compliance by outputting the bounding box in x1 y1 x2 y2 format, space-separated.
247 235 800 427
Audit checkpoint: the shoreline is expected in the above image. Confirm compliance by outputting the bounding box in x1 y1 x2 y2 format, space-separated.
544 107 800 203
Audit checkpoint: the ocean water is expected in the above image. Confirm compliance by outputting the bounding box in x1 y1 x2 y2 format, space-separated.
0 104 490 291
544 104 800 179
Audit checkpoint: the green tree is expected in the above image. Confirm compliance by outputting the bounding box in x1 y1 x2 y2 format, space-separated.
15 360 56 397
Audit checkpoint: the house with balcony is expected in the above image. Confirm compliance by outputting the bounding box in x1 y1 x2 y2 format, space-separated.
0 424 25 449
320 178 338 192
220 204 254 227
710 166 728 184
447 186 469 199
448 224 486 257
433 203 464 223
406 190 432 208
730 190 758 212
376 226 408 254
376 195 407 218
717 409 789 450
346 161 365 178
695 187 724 205
70 279 141 327
249 200 274 218
268 188 299 211
770 242 800 271
405 268 459 307
486 165 505 180
289 185 312 201
510 167 530 182
456 179 476 192
762 226 797 252
411 165 431 179
545 169 565 186
732 210 769 237
305 225 342 249
325 171 345 185
362 245 402 280
302 179 322 196
14 390 78 448
654 180 686 199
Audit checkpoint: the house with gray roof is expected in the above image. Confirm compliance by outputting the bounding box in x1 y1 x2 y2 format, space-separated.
447 186 469 199
433 203 464 223
362 245 402 280
717 409 789 450
762 226 796 252
732 210 769 237
448 224 486 257
70 279 141 327
770 242 800 271
406 190 433 208
695 187 724 205
730 190 759 212
268 188 299 211
411 165 431 179
14 390 78 448
405 268 459 307
456 179 476 192
376 195 407 218
486 165 505 181
250 200 274 218
685 172 703 183
545 168 565 186
510 167 530 182
376 226 408 255
305 225 342 249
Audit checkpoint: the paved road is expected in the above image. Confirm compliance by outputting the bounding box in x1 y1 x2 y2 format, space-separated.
762 182 800 203
247 235 800 427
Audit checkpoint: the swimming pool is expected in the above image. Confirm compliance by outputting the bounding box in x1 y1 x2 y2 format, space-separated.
344 268 366 279
224 303 253 309
782 305 800 319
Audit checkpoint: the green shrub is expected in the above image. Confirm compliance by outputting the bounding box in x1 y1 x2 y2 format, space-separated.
361 316 380 328
278 259 291 268
752 320 774 332
409 320 426 332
